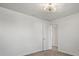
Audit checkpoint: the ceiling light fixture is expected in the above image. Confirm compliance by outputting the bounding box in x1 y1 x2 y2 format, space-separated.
44 3 56 12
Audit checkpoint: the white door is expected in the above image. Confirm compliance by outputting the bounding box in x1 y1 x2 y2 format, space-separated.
52 24 58 49
42 23 49 51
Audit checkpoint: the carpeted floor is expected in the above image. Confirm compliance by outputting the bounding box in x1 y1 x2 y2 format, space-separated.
26 49 72 56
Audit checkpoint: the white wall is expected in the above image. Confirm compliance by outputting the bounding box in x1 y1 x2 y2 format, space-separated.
52 13 79 56
0 7 52 56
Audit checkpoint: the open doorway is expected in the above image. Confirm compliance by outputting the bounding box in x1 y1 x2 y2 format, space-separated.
42 23 58 51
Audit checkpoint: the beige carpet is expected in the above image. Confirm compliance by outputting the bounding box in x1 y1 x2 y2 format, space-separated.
27 49 72 56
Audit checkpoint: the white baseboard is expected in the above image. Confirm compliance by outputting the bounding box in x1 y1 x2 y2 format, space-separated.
58 49 74 56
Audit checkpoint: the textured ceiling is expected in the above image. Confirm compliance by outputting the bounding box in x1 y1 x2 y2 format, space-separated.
0 3 79 21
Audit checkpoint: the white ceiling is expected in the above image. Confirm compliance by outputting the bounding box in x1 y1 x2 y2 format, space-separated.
0 3 79 21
